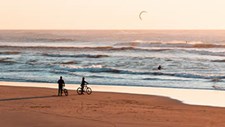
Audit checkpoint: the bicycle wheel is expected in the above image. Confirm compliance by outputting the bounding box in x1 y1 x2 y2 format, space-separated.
77 87 82 95
86 87 92 95
64 89 68 96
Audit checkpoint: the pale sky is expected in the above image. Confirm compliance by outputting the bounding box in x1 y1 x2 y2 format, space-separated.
0 0 225 29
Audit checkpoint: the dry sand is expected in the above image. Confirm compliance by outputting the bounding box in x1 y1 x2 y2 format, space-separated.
1 86 225 127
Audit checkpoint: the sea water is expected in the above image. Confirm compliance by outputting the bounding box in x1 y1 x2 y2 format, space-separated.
0 30 225 90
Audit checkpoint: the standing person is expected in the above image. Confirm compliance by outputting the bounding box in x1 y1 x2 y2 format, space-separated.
57 76 65 96
81 77 88 94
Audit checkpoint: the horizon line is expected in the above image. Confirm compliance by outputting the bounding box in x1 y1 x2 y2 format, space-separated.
0 29 225 31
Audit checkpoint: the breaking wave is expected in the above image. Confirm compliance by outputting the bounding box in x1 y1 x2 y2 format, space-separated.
34 38 77 42
211 59 225 62
0 58 16 64
0 51 20 55
115 41 225 48
42 53 109 58
1 42 225 53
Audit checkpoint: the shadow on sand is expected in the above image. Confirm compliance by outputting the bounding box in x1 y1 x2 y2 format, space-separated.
0 95 58 102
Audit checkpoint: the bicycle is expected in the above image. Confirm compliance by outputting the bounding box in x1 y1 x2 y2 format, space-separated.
77 84 92 95
62 85 68 96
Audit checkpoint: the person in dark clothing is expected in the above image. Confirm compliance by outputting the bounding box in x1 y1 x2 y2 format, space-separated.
158 65 162 70
57 76 65 96
81 77 88 94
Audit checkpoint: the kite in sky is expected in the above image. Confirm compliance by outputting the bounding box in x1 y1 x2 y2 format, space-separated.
139 11 147 20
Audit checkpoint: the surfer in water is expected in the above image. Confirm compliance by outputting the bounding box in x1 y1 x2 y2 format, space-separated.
158 65 162 70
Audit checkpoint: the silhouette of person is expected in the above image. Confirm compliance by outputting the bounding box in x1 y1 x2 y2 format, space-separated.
81 77 88 94
158 65 162 70
57 76 65 96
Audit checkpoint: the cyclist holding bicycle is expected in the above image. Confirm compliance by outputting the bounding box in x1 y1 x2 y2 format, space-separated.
81 77 88 94
57 76 65 96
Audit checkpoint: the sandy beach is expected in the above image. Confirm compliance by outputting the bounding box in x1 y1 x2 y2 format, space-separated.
1 84 225 127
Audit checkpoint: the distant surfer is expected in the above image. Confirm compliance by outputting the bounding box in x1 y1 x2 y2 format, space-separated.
158 65 162 70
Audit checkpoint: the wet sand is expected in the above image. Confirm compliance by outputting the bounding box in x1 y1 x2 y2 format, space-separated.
1 81 225 107
1 85 225 127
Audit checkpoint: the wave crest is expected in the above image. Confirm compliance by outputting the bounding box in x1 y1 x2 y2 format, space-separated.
211 59 225 62
191 44 225 48
0 51 20 55
42 53 109 58
0 58 16 64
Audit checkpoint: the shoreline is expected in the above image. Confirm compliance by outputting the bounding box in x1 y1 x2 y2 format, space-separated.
0 81 225 108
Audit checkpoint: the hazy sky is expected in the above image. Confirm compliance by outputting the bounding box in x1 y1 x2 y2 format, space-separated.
1 0 225 29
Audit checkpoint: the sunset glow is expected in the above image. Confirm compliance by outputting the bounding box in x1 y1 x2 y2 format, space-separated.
0 0 225 29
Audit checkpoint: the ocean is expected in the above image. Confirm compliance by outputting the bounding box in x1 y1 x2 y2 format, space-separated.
1 30 225 90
